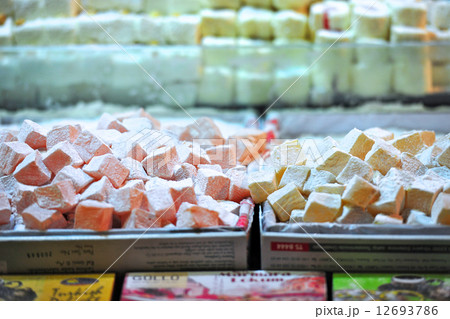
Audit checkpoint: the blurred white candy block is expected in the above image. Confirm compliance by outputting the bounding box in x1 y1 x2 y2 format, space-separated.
159 82 198 108
273 68 310 105
44 18 77 45
243 0 272 9
236 70 273 105
237 7 274 40
351 1 390 40
0 17 13 46
83 0 143 13
391 27 430 64
391 25 429 44
406 210 433 226
309 1 351 39
136 16 166 44
205 0 240 10
390 26 432 96
0 0 13 16
14 0 45 22
102 54 148 104
201 9 237 37
76 13 139 44
198 67 235 106
165 15 201 45
393 61 432 96
354 39 390 64
13 19 46 45
37 53 85 105
157 47 202 83
432 63 450 88
42 0 75 17
390 1 427 29
0 57 17 92
430 0 450 30
273 39 310 68
272 10 307 40
273 0 312 11
428 27 450 64
142 0 167 15
311 30 353 96
70 51 111 101
202 37 237 67
167 0 205 15
236 38 273 72
352 64 393 98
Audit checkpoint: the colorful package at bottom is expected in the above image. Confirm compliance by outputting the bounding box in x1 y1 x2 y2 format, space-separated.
121 271 326 301
334 274 450 301
0 274 115 301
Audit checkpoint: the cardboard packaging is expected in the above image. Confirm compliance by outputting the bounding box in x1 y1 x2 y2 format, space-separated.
121 270 326 301
0 273 115 301
333 273 450 301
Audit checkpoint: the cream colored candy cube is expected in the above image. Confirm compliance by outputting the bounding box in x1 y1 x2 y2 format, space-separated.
340 128 375 160
431 193 450 225
428 167 450 181
303 192 342 223
374 214 403 225
289 209 305 223
273 68 311 105
303 169 336 196
316 136 339 156
368 180 405 216
268 183 307 222
416 145 442 168
198 67 235 106
391 2 427 29
365 141 401 175
315 183 346 196
273 0 311 11
372 171 384 186
248 170 277 204
309 1 350 35
237 7 274 40
201 9 237 38
364 127 394 142
384 168 415 189
391 132 426 156
243 0 273 9
437 146 450 169
434 133 450 150
444 183 450 194
271 139 306 168
407 210 434 226
336 157 374 185
336 206 374 224
316 148 351 177
405 175 445 215
342 175 379 209
430 1 450 30
278 165 311 191
401 152 427 176
272 10 307 40
420 131 436 147
206 0 240 10
352 63 393 98
235 70 273 105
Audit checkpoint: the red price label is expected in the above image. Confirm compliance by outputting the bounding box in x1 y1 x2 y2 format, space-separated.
271 242 310 252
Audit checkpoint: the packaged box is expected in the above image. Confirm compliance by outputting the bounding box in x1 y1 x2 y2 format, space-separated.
121 271 326 301
333 273 450 301
0 273 115 301
0 226 252 274
260 205 450 272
